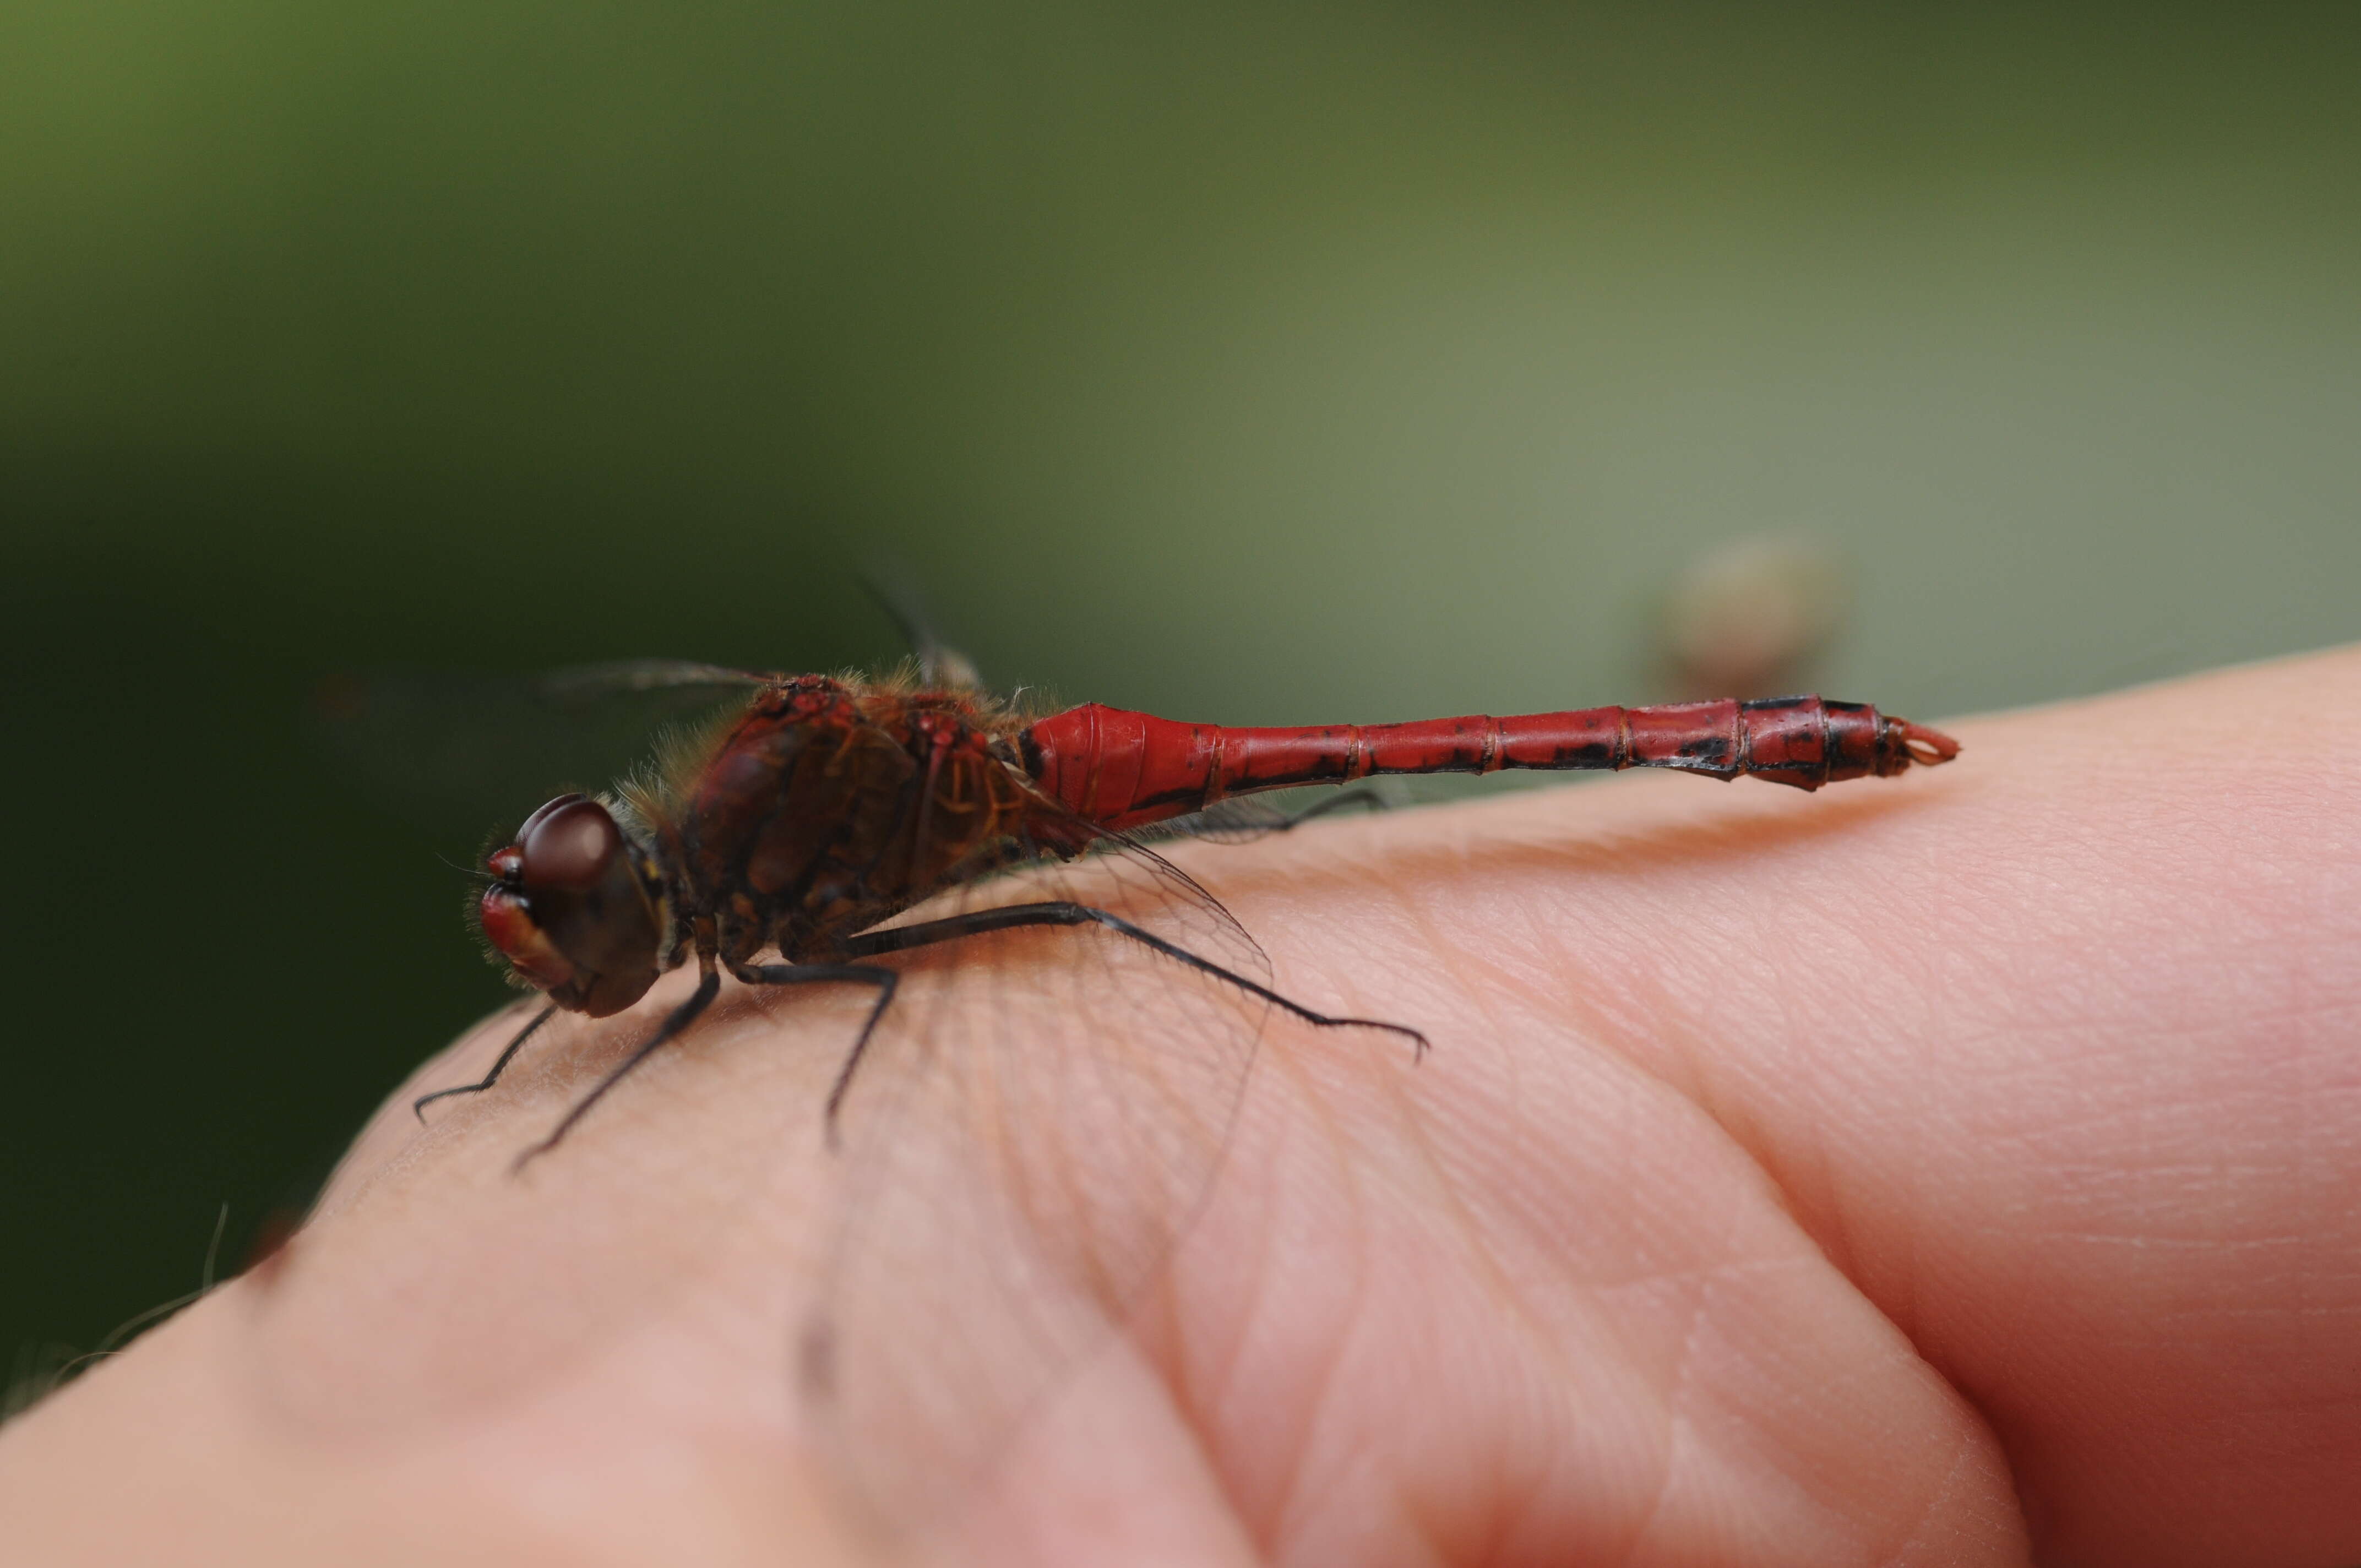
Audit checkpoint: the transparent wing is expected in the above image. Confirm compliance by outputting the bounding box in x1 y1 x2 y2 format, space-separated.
1131 778 1402 845
529 658 771 700
787 822 1271 1535
311 662 766 836
857 567 986 692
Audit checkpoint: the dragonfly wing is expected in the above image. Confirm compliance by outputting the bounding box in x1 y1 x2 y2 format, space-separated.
531 658 772 700
312 663 765 837
790 825 1268 1537
1129 780 1401 845
856 568 986 692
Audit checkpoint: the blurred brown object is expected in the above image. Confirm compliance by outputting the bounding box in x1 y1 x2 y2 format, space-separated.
1661 536 1851 698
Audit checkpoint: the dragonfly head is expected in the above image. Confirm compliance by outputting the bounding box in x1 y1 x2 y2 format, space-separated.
477 794 671 1017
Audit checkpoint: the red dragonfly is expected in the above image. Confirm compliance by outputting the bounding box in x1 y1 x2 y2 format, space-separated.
422 667 1956 1145
412 661 1957 1522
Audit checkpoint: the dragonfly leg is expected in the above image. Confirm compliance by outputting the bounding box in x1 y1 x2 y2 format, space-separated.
845 901 1430 1060
730 962 900 1150
413 1004 557 1122
512 966 721 1173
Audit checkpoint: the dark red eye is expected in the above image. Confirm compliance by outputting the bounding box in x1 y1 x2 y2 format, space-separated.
514 793 585 838
519 797 621 892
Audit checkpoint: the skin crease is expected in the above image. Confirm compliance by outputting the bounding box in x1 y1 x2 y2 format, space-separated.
4 648 2359 1567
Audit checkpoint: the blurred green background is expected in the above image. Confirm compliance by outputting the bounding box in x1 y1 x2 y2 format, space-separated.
6 2 2358 1377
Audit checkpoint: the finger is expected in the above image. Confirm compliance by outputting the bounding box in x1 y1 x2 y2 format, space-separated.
0 981 873 1566
1147 868 2030 1565
1220 645 2361 1567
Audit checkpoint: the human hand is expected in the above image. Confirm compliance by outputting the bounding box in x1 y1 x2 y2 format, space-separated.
4 650 2356 1566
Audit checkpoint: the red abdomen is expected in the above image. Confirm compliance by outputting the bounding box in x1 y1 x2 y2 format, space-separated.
1021 695 1959 831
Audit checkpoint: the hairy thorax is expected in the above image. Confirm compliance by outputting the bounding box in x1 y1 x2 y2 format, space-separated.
655 676 1046 965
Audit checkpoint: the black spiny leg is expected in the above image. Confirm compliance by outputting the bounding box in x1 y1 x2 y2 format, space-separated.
501 905 1427 1170
414 1004 558 1121
512 964 721 1173
837 899 1430 1101
732 962 900 1149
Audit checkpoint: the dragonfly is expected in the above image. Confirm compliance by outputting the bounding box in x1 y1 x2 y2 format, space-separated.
408 657 1959 1529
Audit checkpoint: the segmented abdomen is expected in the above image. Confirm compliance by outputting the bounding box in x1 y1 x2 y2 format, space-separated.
1021 695 1959 831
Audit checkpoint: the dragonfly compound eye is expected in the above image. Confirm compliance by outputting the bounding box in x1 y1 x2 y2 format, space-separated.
512 791 587 836
477 796 668 1018
519 797 622 892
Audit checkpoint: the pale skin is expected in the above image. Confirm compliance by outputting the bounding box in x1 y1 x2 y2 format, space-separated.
4 649 2359 1567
